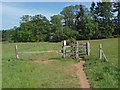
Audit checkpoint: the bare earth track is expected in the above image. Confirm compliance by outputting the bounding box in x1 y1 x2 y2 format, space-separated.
31 57 91 88
74 59 91 88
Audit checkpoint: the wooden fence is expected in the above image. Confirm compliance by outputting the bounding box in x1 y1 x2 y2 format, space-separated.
15 40 90 59
62 40 90 59
15 45 61 59
99 44 108 62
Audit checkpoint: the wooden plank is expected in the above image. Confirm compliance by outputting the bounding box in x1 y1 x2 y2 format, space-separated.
63 40 66 58
99 44 102 59
65 46 71 48
66 51 71 53
64 40 66 46
15 45 19 59
72 43 75 56
18 50 62 54
87 42 90 56
101 50 108 62
76 41 79 58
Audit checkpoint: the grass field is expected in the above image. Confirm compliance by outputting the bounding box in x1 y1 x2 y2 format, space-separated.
2 42 81 88
2 38 119 88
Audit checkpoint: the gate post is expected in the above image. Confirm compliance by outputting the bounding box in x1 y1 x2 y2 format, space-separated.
87 42 90 56
63 40 66 58
75 41 79 58
99 44 102 59
15 45 19 59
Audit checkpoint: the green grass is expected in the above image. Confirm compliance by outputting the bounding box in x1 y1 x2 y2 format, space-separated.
2 38 119 88
83 38 119 88
2 42 81 88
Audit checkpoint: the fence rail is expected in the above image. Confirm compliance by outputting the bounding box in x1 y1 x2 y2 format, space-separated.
18 50 62 54
15 40 90 59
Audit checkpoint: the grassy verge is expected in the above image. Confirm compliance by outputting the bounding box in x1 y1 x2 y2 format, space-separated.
83 38 119 88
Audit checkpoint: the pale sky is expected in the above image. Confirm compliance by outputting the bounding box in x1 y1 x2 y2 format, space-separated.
0 0 118 30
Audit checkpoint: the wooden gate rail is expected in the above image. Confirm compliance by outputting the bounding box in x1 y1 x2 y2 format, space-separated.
62 40 90 58
15 45 62 59
18 50 62 54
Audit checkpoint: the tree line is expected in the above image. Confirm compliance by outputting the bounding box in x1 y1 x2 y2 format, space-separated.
1 1 120 42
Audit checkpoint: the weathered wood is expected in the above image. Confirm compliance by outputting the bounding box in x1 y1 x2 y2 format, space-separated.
65 46 71 48
66 51 72 53
18 50 62 54
87 42 90 56
63 40 66 58
99 44 102 59
72 43 75 56
15 45 19 59
101 50 108 62
76 41 79 58
64 40 66 46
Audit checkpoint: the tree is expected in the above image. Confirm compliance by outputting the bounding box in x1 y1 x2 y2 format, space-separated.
20 15 31 23
113 1 120 36
94 1 114 38
61 26 79 40
60 5 75 29
50 15 63 41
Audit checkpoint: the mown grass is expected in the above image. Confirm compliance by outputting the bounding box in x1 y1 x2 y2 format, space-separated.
83 38 119 88
2 42 81 88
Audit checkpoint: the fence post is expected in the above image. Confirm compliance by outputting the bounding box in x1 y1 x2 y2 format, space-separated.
99 44 102 59
15 45 19 59
87 42 90 56
72 44 74 56
75 41 79 58
63 40 66 58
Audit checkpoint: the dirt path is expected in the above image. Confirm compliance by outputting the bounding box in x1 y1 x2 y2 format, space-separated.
74 59 91 88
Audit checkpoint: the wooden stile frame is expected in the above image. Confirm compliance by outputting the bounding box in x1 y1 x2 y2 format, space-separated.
15 40 90 59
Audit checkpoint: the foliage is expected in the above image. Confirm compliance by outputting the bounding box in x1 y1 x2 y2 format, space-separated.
2 2 119 42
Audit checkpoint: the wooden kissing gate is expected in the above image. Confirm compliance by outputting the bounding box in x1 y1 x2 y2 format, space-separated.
15 40 90 59
62 40 90 59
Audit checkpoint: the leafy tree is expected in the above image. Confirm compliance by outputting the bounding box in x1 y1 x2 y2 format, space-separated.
50 15 63 41
112 1 120 36
60 5 75 28
61 26 78 40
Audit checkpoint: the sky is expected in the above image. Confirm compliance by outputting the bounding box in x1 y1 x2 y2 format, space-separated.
1 2 92 30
